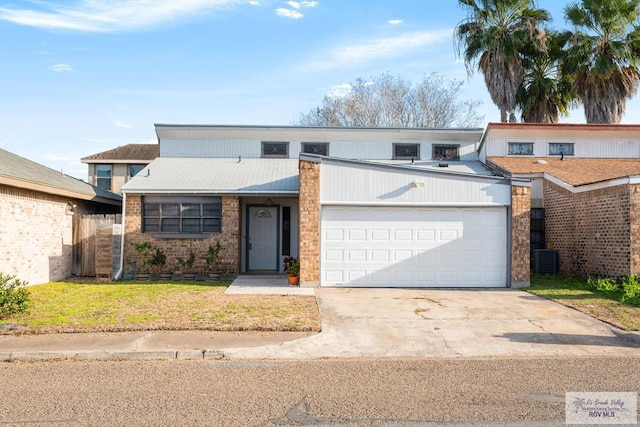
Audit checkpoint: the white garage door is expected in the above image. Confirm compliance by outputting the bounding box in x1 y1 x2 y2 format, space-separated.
321 206 507 287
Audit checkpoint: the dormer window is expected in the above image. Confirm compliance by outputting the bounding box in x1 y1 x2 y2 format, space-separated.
262 141 289 158
549 143 574 156
302 142 329 156
508 142 534 155
433 145 460 161
393 143 419 160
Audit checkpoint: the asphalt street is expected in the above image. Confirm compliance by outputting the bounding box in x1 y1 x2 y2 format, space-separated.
1 356 638 426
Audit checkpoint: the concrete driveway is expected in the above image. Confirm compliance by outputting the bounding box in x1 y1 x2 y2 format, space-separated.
223 288 640 359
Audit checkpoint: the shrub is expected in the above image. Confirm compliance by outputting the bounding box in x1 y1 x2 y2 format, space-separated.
621 275 640 306
586 277 621 293
0 273 30 317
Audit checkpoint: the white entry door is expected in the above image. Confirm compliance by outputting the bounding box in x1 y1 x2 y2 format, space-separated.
321 206 507 287
248 206 279 271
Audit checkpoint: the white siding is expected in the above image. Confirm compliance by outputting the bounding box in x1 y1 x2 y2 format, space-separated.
161 137 479 160
484 137 640 158
320 161 511 206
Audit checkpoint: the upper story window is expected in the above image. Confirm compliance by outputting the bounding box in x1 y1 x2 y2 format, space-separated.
262 141 289 158
302 142 329 156
549 143 574 156
508 142 534 155
433 145 460 161
393 143 419 160
142 196 221 235
96 165 112 191
128 164 145 178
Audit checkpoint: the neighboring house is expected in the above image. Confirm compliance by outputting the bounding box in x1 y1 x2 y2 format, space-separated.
120 125 531 288
0 149 122 285
81 144 159 194
479 122 640 278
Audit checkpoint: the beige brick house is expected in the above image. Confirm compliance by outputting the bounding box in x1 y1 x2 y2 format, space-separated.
119 125 531 288
0 149 121 285
480 123 640 278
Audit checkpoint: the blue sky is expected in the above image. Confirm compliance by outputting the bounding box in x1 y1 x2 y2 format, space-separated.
1 0 639 180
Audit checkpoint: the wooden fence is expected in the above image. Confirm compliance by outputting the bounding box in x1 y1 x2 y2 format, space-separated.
73 214 122 278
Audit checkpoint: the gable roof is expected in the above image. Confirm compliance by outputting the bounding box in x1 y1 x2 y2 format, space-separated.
122 158 299 195
487 157 640 186
81 144 159 163
0 148 122 205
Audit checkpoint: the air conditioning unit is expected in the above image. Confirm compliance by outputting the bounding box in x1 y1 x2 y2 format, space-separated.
534 249 558 275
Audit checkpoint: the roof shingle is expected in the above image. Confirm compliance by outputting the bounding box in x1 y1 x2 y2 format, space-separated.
81 144 159 162
488 157 640 186
0 148 121 203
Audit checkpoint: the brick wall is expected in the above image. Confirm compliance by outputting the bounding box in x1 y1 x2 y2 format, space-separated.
511 185 531 287
124 195 240 276
544 180 633 278
298 160 320 285
0 185 75 285
630 184 640 275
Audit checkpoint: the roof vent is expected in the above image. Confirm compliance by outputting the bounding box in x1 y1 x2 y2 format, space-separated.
438 162 449 167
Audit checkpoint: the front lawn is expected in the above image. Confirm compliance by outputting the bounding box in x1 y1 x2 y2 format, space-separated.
527 275 640 331
0 281 321 334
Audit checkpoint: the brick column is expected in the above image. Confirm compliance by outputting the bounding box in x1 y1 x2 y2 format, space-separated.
511 185 531 287
298 159 320 285
630 184 640 275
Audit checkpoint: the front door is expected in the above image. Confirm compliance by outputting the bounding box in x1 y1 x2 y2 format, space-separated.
247 206 279 271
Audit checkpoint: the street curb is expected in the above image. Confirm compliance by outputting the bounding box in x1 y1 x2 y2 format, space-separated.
0 349 227 362
609 327 640 345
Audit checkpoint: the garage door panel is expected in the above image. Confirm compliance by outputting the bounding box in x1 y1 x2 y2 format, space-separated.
321 206 507 288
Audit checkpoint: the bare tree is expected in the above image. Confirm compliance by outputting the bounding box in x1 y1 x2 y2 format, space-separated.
295 73 484 128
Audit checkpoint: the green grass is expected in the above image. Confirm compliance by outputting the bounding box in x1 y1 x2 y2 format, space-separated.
0 280 321 334
527 275 640 331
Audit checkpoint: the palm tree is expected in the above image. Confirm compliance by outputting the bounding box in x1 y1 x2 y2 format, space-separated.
564 0 640 123
518 30 576 123
455 0 550 122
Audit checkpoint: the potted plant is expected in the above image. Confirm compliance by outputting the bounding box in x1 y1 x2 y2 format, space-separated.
283 256 300 286
176 250 197 280
133 242 167 281
205 241 222 281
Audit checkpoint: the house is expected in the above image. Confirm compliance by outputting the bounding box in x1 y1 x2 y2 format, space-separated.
479 122 640 278
119 124 531 288
81 144 159 194
0 148 122 285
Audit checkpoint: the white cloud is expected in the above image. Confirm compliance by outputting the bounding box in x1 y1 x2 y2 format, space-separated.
0 0 246 32
388 19 403 25
327 83 352 98
249 0 260 4
51 64 73 72
276 8 303 19
307 29 451 71
113 120 131 129
301 1 318 6
286 1 300 9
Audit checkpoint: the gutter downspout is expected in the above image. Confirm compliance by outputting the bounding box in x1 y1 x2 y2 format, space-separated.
114 192 127 280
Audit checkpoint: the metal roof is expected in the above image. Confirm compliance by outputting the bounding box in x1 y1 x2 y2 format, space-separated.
0 148 122 204
121 158 299 194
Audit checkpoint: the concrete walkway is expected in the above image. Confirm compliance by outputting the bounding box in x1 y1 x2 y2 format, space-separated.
225 274 315 296
1 287 639 361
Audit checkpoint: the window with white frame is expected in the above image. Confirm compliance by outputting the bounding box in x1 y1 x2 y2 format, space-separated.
142 196 221 235
96 165 112 191
549 142 574 156
393 143 419 159
128 164 145 178
508 142 534 155
301 142 329 156
262 141 289 158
